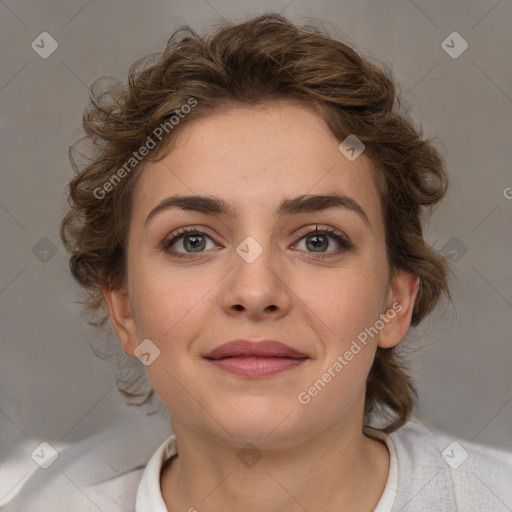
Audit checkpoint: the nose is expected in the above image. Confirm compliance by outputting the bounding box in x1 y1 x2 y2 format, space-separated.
220 239 292 321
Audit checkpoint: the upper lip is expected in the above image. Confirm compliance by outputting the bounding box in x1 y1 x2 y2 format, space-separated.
203 340 308 360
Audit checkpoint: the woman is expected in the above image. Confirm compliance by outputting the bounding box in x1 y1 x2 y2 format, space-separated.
58 14 512 512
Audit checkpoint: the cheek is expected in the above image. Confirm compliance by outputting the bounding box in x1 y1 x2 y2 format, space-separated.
126 248 222 360
127 264 213 409
130 268 207 340
294 259 388 346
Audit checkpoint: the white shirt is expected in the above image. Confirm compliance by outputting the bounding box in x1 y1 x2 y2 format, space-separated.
2 415 512 511
135 417 512 512
135 426 399 511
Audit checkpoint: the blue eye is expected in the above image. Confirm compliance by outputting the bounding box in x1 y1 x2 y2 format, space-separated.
161 225 352 259
161 228 217 257
293 227 352 257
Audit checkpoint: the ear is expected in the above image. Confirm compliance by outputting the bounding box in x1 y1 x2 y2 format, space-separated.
378 270 420 349
101 285 139 358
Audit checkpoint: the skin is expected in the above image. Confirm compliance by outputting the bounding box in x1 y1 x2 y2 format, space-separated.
102 101 419 512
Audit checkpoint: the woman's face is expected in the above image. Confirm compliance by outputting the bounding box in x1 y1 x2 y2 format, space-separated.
105 102 417 445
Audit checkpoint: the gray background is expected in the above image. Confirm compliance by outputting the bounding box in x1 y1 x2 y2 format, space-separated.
1 0 511 486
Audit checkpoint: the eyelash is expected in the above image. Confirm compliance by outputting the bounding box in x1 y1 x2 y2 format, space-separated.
160 225 352 260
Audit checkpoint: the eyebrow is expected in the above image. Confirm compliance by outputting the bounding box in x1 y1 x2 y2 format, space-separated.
145 193 371 229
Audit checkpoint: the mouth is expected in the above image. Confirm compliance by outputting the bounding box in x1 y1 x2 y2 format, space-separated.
203 339 309 378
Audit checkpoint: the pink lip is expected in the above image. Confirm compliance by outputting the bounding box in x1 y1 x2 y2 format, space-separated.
204 340 307 359
203 340 308 378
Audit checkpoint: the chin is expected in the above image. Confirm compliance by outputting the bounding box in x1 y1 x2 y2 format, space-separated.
215 398 302 445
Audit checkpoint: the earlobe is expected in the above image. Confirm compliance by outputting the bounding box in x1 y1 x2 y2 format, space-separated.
101 285 139 358
378 270 420 349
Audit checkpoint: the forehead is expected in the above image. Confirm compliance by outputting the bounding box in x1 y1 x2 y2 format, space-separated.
131 102 383 229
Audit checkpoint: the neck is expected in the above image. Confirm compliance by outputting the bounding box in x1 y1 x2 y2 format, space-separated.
161 415 390 512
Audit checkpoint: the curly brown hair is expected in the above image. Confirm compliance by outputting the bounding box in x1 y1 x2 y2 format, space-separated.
60 13 450 432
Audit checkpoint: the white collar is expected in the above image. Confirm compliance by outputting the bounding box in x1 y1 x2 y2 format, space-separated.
136 435 178 511
136 429 398 512
364 426 399 511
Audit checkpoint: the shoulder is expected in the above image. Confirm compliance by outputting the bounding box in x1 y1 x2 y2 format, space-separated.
0 413 172 512
388 417 512 511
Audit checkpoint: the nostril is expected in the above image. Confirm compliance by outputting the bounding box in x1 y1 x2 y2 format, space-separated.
232 304 277 312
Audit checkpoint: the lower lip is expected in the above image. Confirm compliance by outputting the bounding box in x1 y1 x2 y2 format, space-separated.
206 356 307 377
